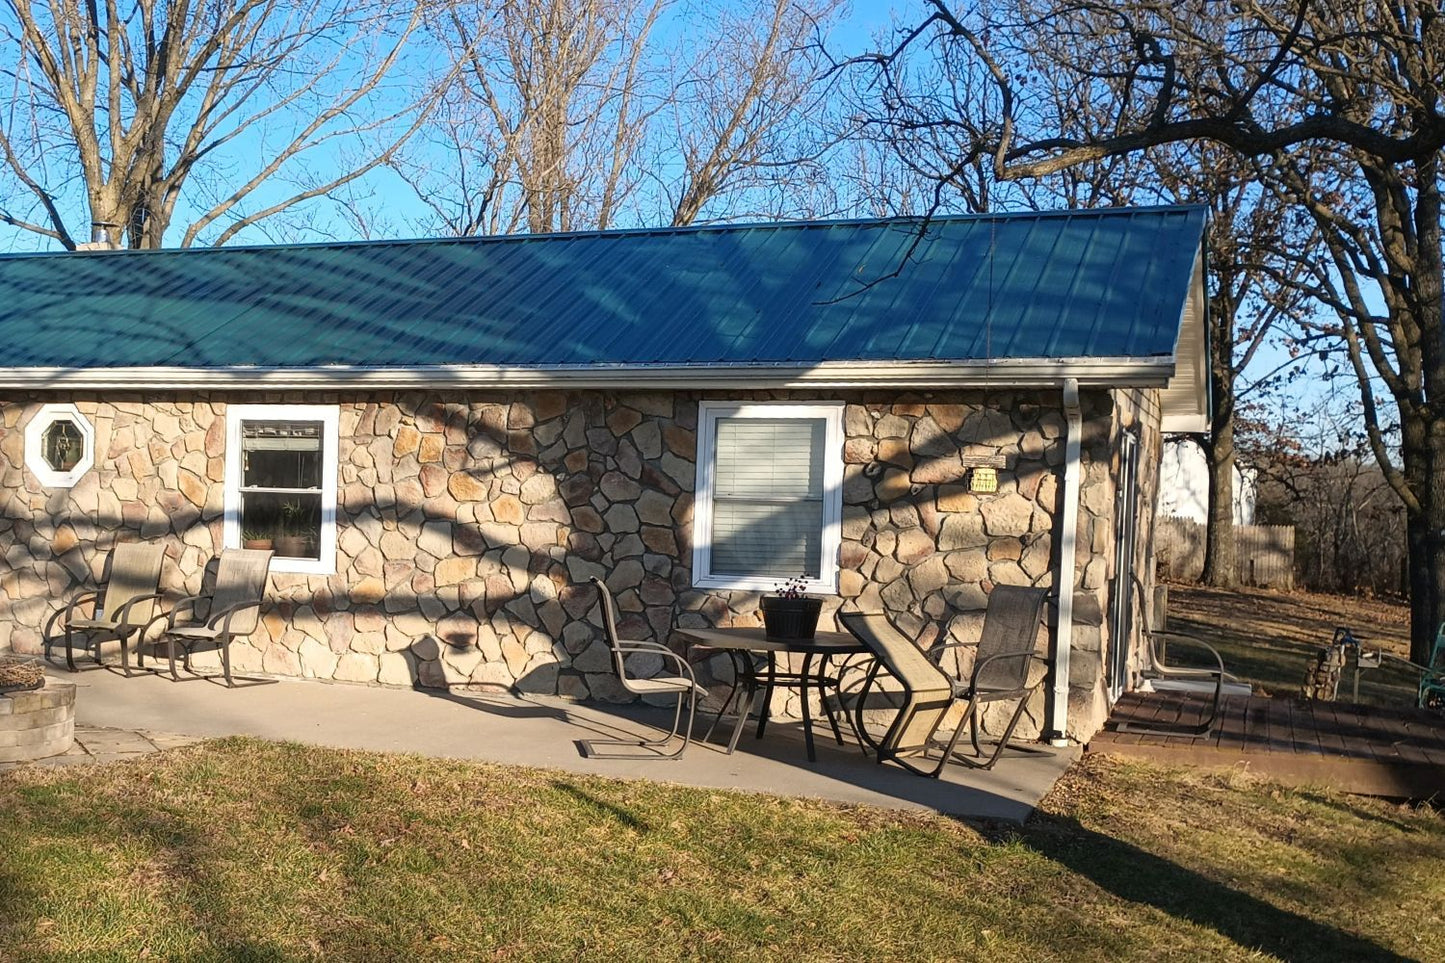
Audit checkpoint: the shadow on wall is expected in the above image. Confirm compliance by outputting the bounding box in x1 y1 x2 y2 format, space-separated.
4 387 1115 741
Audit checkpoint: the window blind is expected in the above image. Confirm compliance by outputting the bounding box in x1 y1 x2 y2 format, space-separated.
710 417 824 578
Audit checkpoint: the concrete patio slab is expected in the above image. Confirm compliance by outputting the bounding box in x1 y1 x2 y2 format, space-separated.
26 666 1076 823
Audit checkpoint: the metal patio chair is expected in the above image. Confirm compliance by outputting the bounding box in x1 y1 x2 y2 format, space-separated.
1117 573 1239 736
49 541 166 674
838 584 1051 776
578 576 707 760
150 549 274 687
1419 624 1445 712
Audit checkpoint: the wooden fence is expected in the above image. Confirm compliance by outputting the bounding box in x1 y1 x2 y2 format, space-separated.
1155 516 1296 589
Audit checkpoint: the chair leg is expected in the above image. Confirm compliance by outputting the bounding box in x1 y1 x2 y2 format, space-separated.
579 687 698 760
220 633 236 688
64 624 77 672
951 695 1034 771
167 636 181 682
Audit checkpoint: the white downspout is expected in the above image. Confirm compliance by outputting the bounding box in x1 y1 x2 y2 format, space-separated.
1050 378 1083 747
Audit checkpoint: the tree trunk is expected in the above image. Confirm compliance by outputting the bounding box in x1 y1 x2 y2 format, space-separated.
1200 289 1237 587
1401 417 1445 667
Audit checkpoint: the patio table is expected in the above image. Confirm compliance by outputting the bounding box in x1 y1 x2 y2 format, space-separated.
676 626 869 762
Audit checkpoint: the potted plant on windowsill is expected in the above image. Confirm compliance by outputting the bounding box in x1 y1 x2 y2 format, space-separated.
275 500 313 558
759 577 822 640
241 529 274 551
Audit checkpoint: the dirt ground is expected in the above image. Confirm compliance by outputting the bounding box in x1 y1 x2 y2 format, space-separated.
1162 582 1421 706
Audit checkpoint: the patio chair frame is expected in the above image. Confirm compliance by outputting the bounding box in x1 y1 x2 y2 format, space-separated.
839 585 1052 777
146 549 275 688
47 541 166 674
1116 573 1233 736
578 576 706 760
1419 623 1445 712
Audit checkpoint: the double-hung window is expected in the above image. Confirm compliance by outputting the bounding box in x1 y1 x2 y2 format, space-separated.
223 404 339 575
691 402 843 593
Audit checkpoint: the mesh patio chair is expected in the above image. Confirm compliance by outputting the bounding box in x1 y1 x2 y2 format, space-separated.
578 576 707 760
1118 573 1238 736
151 549 274 687
49 541 166 674
838 585 1051 776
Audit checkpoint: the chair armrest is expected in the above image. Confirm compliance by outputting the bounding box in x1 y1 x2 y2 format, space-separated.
616 641 697 683
968 650 1047 691
166 594 211 629
111 591 168 629
926 639 979 666
206 600 260 634
46 591 100 637
56 591 101 622
1147 630 1231 680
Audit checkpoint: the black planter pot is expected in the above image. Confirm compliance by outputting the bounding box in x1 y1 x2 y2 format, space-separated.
760 596 822 640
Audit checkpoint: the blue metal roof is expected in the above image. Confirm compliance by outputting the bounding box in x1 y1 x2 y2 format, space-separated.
0 207 1206 371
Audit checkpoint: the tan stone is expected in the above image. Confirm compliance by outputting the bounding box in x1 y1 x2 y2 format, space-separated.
435 556 477 586
448 472 488 502
519 474 556 505
534 393 569 422
874 468 911 502
980 492 1034 537
607 407 642 436
894 527 934 564
944 549 989 583
379 651 413 686
492 494 525 525
176 469 206 509
877 438 911 467
393 425 421 457
843 437 876 463
936 485 977 514
334 653 378 683
51 525 78 556
419 434 444 463
927 404 966 434
351 577 386 605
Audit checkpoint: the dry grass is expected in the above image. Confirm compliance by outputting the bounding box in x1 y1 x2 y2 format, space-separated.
1165 583 1421 704
2 739 1442 961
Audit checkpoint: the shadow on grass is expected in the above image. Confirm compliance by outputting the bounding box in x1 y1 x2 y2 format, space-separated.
1019 814 1420 963
551 780 651 831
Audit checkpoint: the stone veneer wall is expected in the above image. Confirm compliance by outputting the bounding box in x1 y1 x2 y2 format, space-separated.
0 387 1142 740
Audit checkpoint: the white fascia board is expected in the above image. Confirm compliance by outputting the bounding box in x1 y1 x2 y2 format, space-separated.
1158 250 1210 433
0 357 1176 391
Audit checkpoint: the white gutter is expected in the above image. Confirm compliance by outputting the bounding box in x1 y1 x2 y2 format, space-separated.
1050 378 1083 747
0 358 1175 391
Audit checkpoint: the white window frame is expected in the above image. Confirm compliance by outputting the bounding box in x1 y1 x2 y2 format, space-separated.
24 403 94 488
223 403 339 576
691 401 844 594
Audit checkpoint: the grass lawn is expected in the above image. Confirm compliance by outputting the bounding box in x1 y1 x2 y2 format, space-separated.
1166 583 1425 707
2 739 1442 961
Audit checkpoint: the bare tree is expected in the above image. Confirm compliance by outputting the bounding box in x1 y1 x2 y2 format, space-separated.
416 0 668 236
872 0 1445 662
663 0 844 226
410 0 844 236
0 0 432 249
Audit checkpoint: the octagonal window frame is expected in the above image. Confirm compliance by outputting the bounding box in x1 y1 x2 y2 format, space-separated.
25 404 95 488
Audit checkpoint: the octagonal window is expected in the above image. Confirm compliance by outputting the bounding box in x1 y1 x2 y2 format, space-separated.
25 404 95 488
42 419 85 472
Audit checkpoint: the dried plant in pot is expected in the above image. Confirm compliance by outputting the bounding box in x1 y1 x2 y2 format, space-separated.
275 500 315 558
759 577 822 640
0 655 45 694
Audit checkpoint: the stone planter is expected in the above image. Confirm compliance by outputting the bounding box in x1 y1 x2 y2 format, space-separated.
0 679 76 763
760 596 822 640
